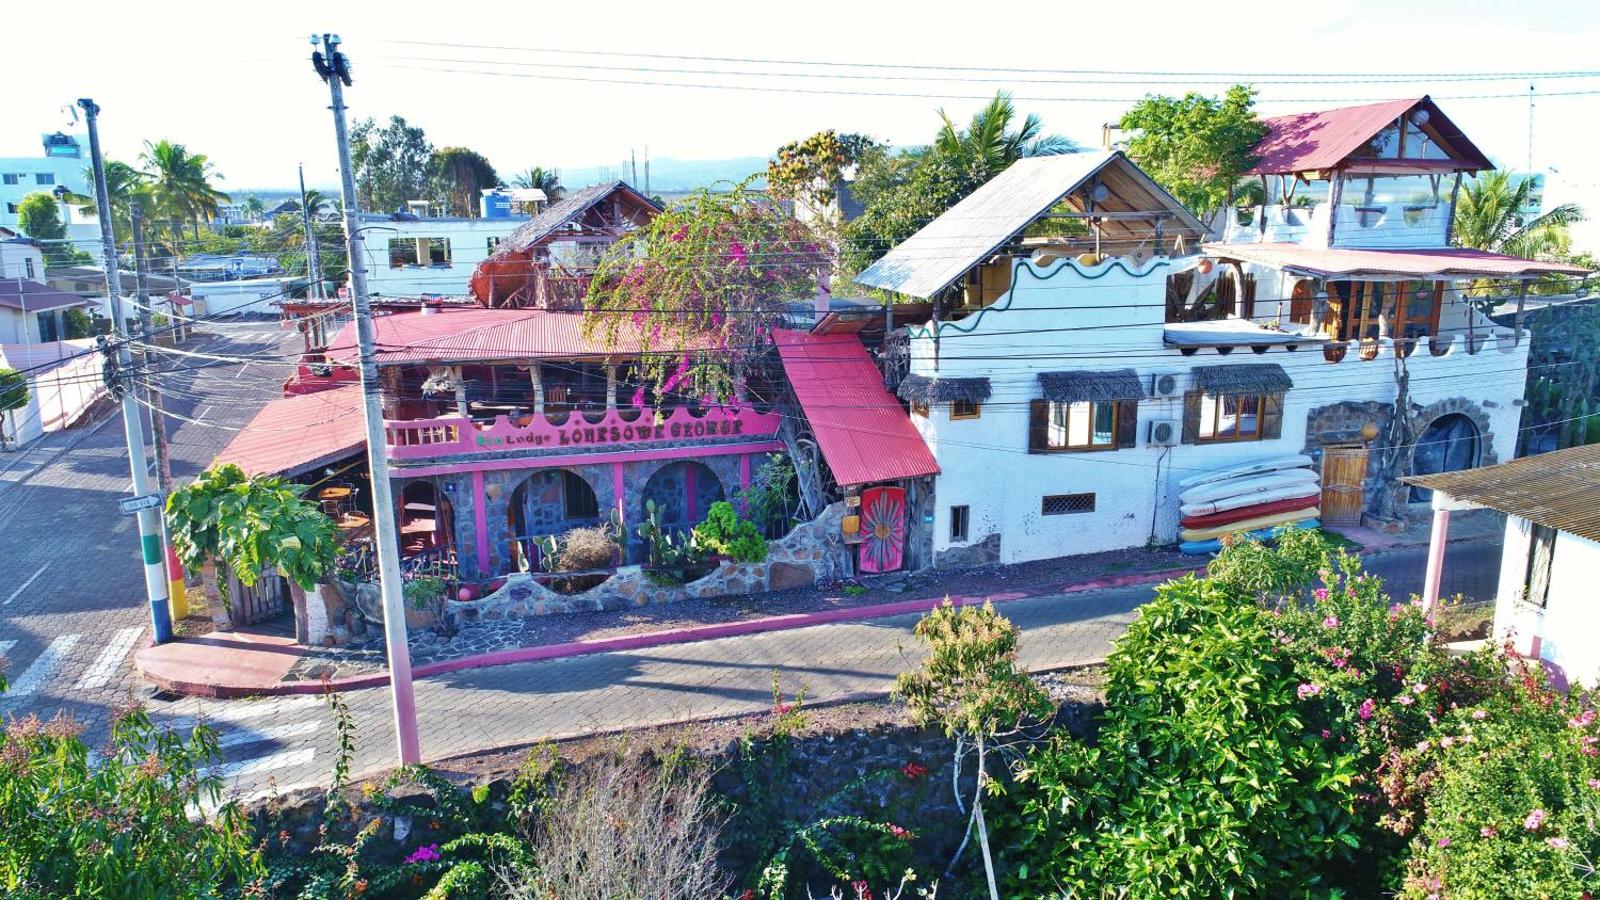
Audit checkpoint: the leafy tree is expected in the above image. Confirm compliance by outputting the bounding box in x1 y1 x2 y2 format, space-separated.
511 165 564 201
583 179 826 405
14 193 75 266
843 92 1075 275
61 161 150 247
1453 169 1584 261
139 139 230 243
1118 84 1268 218
165 463 339 592
0 367 28 451
895 600 1050 900
767 130 877 208
430 146 499 217
240 194 265 221
351 115 434 213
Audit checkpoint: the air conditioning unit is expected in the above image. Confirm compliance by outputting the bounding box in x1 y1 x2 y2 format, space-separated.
1150 373 1180 398
1147 419 1179 446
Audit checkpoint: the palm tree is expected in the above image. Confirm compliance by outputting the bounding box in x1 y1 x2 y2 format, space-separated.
140 139 231 246
300 189 336 219
63 161 151 245
932 91 1080 182
241 195 265 222
1454 170 1583 260
512 166 564 202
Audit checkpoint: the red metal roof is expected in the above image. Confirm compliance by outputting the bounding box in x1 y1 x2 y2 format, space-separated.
0 279 90 312
1204 243 1591 279
214 385 366 477
324 307 718 365
773 330 938 488
1248 97 1492 175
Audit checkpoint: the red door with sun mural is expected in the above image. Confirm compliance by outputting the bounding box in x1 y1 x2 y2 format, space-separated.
856 486 907 574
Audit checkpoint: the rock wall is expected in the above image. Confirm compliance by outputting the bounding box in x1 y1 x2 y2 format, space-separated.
445 502 853 624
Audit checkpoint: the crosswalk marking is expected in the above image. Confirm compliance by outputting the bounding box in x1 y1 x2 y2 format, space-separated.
156 694 324 733
210 747 316 781
218 719 321 749
75 626 145 690
0 639 16 660
3 563 48 605
4 634 81 698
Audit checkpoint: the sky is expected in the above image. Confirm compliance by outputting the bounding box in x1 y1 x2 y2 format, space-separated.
8 0 1600 250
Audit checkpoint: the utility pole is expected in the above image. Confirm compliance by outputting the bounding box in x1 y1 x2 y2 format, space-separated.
311 34 421 765
132 205 187 620
81 97 172 645
298 164 324 300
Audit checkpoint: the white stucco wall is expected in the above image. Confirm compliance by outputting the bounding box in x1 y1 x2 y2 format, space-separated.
911 254 1529 565
361 217 529 298
1494 516 1600 689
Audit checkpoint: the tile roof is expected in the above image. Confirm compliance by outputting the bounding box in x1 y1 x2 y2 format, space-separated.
1404 444 1600 544
1247 97 1493 175
773 330 938 488
213 385 366 477
1204 243 1591 279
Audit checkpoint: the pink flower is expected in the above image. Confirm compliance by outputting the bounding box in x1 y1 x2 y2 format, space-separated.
1569 709 1596 728
1358 698 1376 721
1298 683 1322 700
1440 736 1455 748
403 843 442 865
1313 588 1330 602
1323 615 1340 629
1413 683 1428 695
631 387 647 408
1472 709 1488 720
888 824 915 842
1525 809 1546 831
1321 729 1332 739
1416 741 1431 753
1588 778 1600 790
1548 837 1570 849
1397 694 1416 707
1480 826 1498 838
1437 837 1451 848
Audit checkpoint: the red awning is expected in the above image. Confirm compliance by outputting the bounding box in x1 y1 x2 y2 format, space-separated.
773 330 938 488
214 385 366 477
1204 243 1591 280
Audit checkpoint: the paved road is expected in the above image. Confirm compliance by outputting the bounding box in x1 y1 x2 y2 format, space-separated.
0 320 295 736
155 540 1498 804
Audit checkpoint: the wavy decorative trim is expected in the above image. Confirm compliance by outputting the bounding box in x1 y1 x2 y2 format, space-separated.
908 254 1174 342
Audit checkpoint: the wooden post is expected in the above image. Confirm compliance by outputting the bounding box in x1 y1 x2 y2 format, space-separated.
1443 173 1463 246
452 366 469 418
1514 281 1529 347
1325 172 1344 248
530 363 545 415
605 363 618 410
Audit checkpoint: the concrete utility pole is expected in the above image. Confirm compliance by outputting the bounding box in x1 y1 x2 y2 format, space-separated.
311 33 421 765
81 97 172 644
298 164 324 300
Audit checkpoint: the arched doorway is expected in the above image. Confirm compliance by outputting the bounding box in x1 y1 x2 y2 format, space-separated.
1409 413 1480 502
399 481 454 559
508 469 601 572
640 461 725 536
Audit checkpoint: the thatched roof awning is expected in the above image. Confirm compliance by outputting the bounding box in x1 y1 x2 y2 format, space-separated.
1038 369 1145 403
897 374 992 404
1193 363 1294 395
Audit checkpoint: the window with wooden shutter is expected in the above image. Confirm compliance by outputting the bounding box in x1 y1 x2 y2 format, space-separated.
1028 400 1049 452
1260 393 1285 439
1115 399 1138 448
1240 275 1257 321
1181 391 1202 444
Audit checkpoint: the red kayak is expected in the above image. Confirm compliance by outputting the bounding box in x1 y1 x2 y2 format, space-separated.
1181 494 1320 530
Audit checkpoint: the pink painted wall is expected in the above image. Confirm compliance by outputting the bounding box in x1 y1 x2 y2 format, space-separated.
386 405 781 461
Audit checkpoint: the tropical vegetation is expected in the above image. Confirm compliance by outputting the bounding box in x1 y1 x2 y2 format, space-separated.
140 139 231 244
1452 169 1584 262
511 165 564 201
1117 84 1269 218
164 463 339 592
13 193 83 266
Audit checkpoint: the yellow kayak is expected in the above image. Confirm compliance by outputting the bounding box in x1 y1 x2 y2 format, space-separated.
1179 506 1321 543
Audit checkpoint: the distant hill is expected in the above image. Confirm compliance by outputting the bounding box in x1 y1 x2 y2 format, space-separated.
557 156 768 193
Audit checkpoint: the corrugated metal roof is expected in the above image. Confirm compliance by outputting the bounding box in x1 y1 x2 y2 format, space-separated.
773 330 938 488
495 181 660 255
324 308 719 365
1405 444 1600 544
1205 243 1591 279
0 279 91 312
214 385 366 477
853 152 1207 300
1248 97 1493 175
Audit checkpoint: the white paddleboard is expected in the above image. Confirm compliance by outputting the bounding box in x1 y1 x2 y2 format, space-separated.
1179 468 1319 506
1177 454 1314 491
1181 482 1322 518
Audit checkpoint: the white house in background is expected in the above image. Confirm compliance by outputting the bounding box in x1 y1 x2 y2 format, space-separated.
853 140 1585 567
359 213 533 298
187 276 300 317
1 238 92 343
0 133 102 264
1406 444 1600 689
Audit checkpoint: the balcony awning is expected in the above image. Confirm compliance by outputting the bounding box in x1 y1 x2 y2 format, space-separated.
1193 363 1294 395
1204 242 1590 280
1037 369 1145 403
773 330 939 489
896 373 992 404
215 385 366 477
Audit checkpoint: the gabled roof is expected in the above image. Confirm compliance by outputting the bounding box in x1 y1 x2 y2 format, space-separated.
773 330 938 488
853 151 1207 300
323 307 719 366
493 180 660 255
1248 97 1494 175
1405 443 1600 544
1204 243 1590 279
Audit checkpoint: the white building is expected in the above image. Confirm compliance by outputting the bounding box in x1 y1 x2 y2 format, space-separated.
2 238 90 343
0 133 102 264
854 105 1587 568
1407 444 1600 689
359 213 532 298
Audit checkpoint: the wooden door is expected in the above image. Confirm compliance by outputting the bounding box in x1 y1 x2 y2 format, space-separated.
1289 279 1313 325
1320 446 1369 527
857 486 907 574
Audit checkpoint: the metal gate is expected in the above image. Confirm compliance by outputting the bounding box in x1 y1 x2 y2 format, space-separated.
1320 446 1369 527
226 566 290 626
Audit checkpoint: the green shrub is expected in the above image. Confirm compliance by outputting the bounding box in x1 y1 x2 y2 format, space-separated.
1399 662 1600 899
1206 524 1339 600
691 500 767 563
1003 575 1360 897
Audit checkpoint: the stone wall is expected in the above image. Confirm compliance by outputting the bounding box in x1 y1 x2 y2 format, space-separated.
445 502 852 623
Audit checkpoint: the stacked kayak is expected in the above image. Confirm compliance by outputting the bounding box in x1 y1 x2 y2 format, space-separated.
1176 455 1322 554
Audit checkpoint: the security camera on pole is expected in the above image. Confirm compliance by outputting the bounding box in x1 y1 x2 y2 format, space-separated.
310 34 421 765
